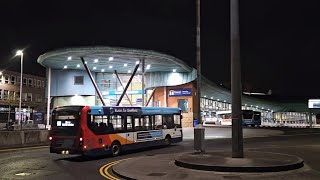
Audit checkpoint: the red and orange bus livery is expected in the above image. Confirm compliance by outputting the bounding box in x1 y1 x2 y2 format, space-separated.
49 106 183 156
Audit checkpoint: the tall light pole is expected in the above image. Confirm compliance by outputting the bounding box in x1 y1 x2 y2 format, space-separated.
231 0 243 158
16 50 23 127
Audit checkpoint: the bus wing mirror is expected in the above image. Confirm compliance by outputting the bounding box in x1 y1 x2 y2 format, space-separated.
180 115 183 119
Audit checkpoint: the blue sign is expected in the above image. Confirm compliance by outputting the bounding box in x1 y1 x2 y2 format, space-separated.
136 98 142 103
169 88 192 97
137 130 162 139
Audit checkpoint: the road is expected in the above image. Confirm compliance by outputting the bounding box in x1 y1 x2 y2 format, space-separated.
0 127 320 179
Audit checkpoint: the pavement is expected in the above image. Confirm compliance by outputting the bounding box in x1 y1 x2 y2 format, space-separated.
111 127 320 180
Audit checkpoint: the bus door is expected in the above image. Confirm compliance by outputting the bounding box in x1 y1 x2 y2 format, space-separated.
126 116 135 144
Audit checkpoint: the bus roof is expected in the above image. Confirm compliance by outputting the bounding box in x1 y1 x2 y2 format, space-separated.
88 106 181 115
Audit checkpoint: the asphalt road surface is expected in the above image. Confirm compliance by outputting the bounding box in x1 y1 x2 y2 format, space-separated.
1 127 320 180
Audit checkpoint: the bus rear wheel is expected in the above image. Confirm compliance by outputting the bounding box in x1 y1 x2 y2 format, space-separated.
164 135 171 146
111 142 121 156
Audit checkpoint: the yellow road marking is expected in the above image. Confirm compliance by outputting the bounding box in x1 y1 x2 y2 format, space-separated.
99 158 131 180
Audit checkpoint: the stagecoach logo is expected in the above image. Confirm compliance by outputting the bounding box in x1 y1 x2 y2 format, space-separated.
109 107 115 114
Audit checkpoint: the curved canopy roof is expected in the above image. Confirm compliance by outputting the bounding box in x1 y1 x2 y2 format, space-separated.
37 46 193 74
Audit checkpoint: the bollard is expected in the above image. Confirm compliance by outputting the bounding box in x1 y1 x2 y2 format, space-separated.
194 124 205 153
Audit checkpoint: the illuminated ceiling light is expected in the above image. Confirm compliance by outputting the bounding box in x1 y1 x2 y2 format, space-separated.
245 104 247 106
251 105 253 107
94 59 99 63
109 65 113 69
173 69 176 72
76 64 80 68
67 56 72 60
124 63 127 67
85 61 88 64
146 66 150 70
101 69 105 72
217 99 220 101
256 106 259 108
109 57 114 61
268 109 270 111
223 100 226 102
136 61 139 64
93 67 97 70
211 97 213 99
63 65 68 69
204 95 207 98
262 107 264 109
128 70 131 73
138 68 141 71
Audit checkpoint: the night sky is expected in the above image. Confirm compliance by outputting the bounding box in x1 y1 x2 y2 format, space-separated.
1 0 320 100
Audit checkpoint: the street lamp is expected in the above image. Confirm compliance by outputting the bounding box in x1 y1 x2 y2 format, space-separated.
16 50 23 127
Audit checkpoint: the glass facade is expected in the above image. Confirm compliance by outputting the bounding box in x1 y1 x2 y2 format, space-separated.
96 73 143 106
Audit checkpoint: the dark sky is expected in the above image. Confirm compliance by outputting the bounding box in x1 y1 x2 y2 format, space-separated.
1 0 320 100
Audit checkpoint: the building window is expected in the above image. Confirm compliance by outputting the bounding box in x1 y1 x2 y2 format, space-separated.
11 76 16 84
3 90 9 100
15 92 20 101
35 94 42 102
178 99 188 113
22 93 27 101
4 74 9 84
34 79 37 87
74 76 84 85
27 93 32 101
154 100 161 107
42 81 45 88
0 75 2 84
23 78 27 86
28 78 33 87
37 80 41 88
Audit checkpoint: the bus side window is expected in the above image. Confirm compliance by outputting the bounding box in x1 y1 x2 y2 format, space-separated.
126 116 133 131
134 117 141 131
155 115 162 129
143 116 150 130
163 115 174 129
174 114 182 128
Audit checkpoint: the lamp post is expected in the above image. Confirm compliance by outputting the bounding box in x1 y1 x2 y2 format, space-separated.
16 50 23 128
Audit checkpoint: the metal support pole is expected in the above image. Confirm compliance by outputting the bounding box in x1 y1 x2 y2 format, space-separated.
46 68 51 129
194 0 205 153
164 87 167 107
117 60 141 106
114 70 133 106
309 112 313 128
146 88 156 106
142 58 145 106
231 0 244 158
196 0 202 125
19 53 23 129
80 57 106 106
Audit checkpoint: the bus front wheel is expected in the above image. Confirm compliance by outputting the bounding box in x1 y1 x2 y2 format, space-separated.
111 142 121 156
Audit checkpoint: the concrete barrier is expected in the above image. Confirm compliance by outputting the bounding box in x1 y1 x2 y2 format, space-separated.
0 130 49 149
